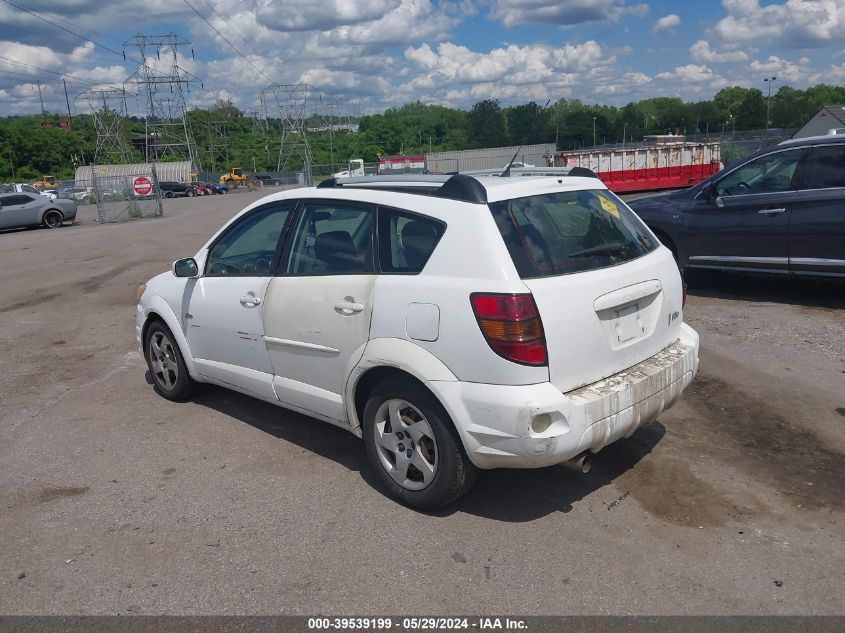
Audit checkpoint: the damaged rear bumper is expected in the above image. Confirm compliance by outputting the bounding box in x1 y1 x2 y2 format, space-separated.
428 323 700 469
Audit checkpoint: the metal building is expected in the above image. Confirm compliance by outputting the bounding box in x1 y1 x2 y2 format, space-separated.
425 144 556 173
75 161 196 186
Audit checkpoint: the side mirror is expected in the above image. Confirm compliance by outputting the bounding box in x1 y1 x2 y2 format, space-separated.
172 257 199 278
701 182 723 207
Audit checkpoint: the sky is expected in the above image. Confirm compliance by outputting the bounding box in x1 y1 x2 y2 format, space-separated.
0 0 844 118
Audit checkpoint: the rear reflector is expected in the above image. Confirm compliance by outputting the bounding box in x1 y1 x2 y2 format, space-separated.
471 293 547 366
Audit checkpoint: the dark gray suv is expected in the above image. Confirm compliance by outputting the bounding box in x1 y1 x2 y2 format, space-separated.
628 135 845 278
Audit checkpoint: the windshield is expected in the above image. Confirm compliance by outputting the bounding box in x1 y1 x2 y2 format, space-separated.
489 189 658 278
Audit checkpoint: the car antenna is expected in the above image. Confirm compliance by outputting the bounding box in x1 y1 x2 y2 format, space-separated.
500 99 552 177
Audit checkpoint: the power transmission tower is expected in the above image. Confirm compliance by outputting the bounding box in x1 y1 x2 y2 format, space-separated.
263 83 316 184
123 33 201 165
78 87 134 164
207 120 229 172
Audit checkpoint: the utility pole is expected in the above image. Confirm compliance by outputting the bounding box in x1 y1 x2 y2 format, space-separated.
35 80 46 118
62 79 73 128
763 76 776 145
592 117 597 148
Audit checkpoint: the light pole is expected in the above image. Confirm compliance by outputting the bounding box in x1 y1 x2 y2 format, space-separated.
622 122 628 148
763 76 776 143
252 156 256 175
592 117 597 148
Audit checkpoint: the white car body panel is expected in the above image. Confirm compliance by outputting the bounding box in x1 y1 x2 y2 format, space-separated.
264 275 376 421
137 175 700 470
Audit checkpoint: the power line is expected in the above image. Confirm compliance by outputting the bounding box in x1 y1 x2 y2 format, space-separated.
181 0 275 85
0 56 118 87
0 0 142 65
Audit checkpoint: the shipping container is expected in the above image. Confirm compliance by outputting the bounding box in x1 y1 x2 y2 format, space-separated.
426 144 556 174
551 142 721 193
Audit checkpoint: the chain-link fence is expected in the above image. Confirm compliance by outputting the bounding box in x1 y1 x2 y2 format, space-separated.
90 165 163 223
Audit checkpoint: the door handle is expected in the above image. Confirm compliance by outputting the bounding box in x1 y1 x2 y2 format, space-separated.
240 295 262 307
757 208 786 215
334 301 364 315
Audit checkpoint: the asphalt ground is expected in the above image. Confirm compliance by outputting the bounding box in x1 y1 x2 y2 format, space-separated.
0 188 843 615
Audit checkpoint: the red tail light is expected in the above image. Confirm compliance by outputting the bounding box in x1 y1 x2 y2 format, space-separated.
470 293 547 366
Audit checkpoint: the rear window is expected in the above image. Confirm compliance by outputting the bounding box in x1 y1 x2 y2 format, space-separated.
489 189 658 278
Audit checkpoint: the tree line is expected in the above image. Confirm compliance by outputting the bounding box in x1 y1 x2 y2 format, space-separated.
1 83 843 180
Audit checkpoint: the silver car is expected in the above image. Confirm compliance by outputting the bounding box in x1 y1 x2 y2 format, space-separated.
0 192 77 230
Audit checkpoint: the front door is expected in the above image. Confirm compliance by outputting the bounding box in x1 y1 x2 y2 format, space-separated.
263 200 377 423
185 202 295 399
681 147 807 273
0 194 41 228
788 144 845 276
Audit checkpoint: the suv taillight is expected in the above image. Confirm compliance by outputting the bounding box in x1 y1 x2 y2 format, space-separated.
470 293 547 366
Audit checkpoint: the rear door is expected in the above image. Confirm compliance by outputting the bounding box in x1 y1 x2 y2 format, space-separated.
263 200 376 422
680 147 806 273
788 144 845 276
185 202 295 399
490 188 683 392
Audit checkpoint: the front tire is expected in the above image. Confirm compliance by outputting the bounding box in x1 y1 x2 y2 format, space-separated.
144 321 197 401
42 210 64 228
362 379 477 510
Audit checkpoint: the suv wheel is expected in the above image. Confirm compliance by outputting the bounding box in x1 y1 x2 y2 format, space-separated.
42 210 64 228
362 379 477 510
144 321 198 401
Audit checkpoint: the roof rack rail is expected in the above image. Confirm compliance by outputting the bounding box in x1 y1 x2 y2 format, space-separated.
317 173 488 203
461 166 599 179
314 167 599 205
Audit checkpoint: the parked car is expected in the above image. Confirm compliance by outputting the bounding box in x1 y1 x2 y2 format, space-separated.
158 181 196 198
136 172 699 509
1 183 57 201
203 182 229 194
255 174 282 186
192 183 213 196
57 186 94 202
0 191 77 229
628 134 845 278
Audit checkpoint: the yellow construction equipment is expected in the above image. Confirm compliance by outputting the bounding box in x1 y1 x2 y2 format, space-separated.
219 167 247 187
32 175 62 191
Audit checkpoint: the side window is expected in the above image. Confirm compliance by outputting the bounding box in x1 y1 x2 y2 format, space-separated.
378 208 445 273
807 146 845 189
205 203 293 276
716 149 804 196
2 195 34 206
286 202 374 275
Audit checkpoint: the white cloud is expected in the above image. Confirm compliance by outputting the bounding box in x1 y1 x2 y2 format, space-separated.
653 14 681 32
689 40 749 62
656 63 722 84
489 0 649 28
750 55 811 82
405 40 608 85
714 0 845 48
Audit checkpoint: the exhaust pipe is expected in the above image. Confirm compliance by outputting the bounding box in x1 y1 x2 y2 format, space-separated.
561 452 592 474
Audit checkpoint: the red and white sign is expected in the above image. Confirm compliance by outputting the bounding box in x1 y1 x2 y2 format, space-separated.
133 176 153 197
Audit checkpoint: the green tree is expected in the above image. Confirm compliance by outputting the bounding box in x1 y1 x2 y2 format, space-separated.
468 99 508 148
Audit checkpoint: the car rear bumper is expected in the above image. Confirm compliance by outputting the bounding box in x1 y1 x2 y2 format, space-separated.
428 322 699 469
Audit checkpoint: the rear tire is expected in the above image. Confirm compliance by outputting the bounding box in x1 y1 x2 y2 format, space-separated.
144 321 198 401
362 379 477 510
42 210 64 229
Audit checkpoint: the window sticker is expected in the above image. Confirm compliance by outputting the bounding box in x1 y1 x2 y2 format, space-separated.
597 195 620 218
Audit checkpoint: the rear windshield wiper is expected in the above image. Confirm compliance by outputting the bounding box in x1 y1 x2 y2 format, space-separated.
568 241 628 258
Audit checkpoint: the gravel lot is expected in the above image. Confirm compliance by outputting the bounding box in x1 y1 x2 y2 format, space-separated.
0 189 843 615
